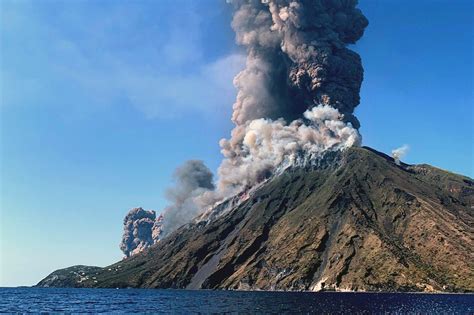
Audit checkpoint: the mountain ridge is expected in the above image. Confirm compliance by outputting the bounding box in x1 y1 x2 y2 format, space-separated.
37 147 474 292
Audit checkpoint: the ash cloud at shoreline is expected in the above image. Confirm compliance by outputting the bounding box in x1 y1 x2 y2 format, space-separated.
120 207 163 258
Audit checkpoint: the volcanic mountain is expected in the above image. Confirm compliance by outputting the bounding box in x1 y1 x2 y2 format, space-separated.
37 147 473 292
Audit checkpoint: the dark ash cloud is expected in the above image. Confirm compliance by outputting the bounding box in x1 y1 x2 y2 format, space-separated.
119 207 163 258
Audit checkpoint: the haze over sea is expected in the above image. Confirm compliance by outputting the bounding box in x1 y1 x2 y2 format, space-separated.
1 288 473 313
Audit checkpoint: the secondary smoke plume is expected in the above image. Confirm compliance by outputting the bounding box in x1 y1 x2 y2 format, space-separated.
120 207 163 258
161 160 215 235
392 145 409 165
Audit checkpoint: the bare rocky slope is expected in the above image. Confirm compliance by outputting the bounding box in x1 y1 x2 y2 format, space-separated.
37 147 474 292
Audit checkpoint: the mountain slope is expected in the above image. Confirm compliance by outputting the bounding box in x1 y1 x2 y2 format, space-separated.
37 147 474 292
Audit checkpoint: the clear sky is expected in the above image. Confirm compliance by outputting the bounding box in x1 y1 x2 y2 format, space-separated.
1 0 472 287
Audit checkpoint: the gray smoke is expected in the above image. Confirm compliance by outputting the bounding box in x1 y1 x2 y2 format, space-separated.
151 0 368 236
228 0 368 127
119 207 163 258
215 0 368 194
161 160 215 235
152 214 164 241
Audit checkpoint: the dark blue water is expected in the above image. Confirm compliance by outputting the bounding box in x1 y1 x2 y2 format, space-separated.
0 287 472 314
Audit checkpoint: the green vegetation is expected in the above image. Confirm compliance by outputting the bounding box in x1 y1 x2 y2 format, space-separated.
37 147 473 292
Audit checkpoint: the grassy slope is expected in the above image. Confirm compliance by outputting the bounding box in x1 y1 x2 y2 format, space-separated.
37 147 474 292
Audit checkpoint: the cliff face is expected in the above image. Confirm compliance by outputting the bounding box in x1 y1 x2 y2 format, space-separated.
37 147 474 292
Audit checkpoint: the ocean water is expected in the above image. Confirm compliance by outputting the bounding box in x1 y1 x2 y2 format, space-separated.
0 287 472 314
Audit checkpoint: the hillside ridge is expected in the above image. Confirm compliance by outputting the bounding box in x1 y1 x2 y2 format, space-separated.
37 147 474 292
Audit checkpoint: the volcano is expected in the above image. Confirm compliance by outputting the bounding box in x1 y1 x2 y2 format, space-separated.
37 147 473 292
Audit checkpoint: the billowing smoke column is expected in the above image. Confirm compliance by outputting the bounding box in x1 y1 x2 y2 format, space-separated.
228 0 367 127
161 160 215 235
124 0 369 241
120 207 163 258
217 0 368 194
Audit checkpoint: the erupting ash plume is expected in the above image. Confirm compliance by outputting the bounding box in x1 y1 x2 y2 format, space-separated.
127 0 369 241
120 207 163 258
217 0 368 194
161 160 215 235
228 0 367 127
392 145 409 165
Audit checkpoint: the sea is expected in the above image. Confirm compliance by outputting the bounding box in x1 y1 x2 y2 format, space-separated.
0 287 473 314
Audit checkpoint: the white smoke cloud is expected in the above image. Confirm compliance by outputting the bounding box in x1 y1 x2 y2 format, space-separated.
218 105 360 192
392 145 410 165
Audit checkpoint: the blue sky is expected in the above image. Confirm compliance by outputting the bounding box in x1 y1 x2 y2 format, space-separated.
1 0 472 287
